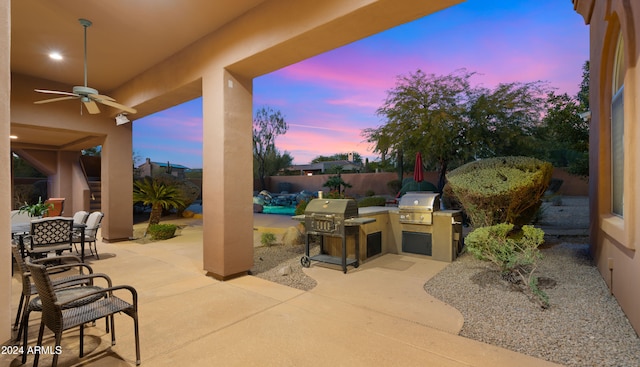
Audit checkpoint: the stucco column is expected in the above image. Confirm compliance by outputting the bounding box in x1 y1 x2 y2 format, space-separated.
1 0 11 342
101 123 134 241
202 69 254 280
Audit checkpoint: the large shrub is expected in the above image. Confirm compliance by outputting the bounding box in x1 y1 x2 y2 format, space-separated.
465 223 548 308
147 223 178 240
446 156 552 227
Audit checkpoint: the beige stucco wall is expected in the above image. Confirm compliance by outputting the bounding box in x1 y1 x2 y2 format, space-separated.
575 0 640 334
0 0 10 343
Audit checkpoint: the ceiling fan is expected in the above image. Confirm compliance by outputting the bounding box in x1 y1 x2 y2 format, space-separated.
34 18 137 118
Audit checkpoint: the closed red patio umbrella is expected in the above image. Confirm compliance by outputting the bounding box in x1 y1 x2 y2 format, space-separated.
413 152 424 183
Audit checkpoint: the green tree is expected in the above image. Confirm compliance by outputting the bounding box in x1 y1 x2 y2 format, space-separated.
467 81 548 159
366 69 475 191
12 153 45 178
253 147 293 179
82 145 101 156
253 107 288 190
364 69 549 191
133 177 185 233
533 61 589 176
323 172 352 196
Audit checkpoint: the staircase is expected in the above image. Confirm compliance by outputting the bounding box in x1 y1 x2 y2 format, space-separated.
81 155 102 212
89 180 101 211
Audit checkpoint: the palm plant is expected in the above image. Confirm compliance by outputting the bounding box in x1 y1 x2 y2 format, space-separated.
133 177 185 234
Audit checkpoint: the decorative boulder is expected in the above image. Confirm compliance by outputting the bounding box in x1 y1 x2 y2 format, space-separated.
281 226 303 246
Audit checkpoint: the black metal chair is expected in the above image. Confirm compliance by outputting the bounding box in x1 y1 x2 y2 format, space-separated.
26 262 141 367
21 217 74 259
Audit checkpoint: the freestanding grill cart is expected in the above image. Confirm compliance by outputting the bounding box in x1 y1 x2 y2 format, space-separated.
298 198 375 273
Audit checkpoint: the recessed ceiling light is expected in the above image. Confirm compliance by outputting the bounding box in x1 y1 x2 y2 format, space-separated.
49 52 63 61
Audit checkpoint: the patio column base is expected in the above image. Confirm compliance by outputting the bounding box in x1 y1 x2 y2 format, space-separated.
206 270 248 281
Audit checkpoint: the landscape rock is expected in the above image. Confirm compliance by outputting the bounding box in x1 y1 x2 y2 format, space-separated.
278 265 292 276
281 226 303 246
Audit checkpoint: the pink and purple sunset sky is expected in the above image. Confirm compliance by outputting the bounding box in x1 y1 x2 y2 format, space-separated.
132 0 589 168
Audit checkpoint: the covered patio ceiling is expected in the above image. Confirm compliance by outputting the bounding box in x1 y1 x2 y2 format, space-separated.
10 0 463 150
10 0 268 150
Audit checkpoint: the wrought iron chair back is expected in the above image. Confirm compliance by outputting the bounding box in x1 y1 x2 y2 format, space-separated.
27 217 74 258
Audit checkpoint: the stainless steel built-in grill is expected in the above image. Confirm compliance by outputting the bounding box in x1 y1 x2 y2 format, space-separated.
398 192 440 225
299 198 373 273
398 192 441 257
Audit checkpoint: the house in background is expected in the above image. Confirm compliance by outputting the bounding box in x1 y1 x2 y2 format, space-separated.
574 0 640 335
137 158 190 179
287 160 363 175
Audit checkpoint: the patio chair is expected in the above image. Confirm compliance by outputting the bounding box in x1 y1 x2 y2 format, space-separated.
73 211 104 259
72 210 89 225
21 217 74 259
26 262 141 367
9 244 95 344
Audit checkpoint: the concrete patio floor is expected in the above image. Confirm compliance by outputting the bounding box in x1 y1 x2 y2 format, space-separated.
4 214 562 367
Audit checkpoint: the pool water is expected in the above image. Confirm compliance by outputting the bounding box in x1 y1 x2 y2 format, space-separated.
262 205 296 216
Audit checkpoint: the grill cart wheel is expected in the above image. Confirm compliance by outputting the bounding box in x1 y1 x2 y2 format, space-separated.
301 256 311 268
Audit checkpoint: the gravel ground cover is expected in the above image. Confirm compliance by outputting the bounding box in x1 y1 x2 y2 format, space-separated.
423 236 640 367
251 243 317 291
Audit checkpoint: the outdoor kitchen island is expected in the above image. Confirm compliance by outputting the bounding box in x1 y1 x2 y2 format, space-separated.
294 194 463 272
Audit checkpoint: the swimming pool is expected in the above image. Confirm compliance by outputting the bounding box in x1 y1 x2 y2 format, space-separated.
261 205 296 216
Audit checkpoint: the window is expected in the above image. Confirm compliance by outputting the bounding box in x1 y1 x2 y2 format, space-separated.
611 31 625 216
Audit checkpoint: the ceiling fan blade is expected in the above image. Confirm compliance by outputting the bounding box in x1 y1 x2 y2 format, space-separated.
83 100 100 114
90 93 115 101
94 97 137 114
34 96 78 104
35 89 79 97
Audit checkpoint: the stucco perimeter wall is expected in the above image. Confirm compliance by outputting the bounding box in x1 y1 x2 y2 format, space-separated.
265 168 588 197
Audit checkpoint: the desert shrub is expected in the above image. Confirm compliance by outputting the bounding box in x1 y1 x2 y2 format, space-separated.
147 223 178 240
326 190 345 199
358 196 386 207
446 156 553 228
261 232 277 247
465 223 548 308
295 199 309 215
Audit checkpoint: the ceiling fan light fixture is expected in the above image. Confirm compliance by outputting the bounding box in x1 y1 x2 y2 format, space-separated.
33 18 137 120
48 52 63 60
116 113 130 125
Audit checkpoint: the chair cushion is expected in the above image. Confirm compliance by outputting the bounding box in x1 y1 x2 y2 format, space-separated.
28 286 105 311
